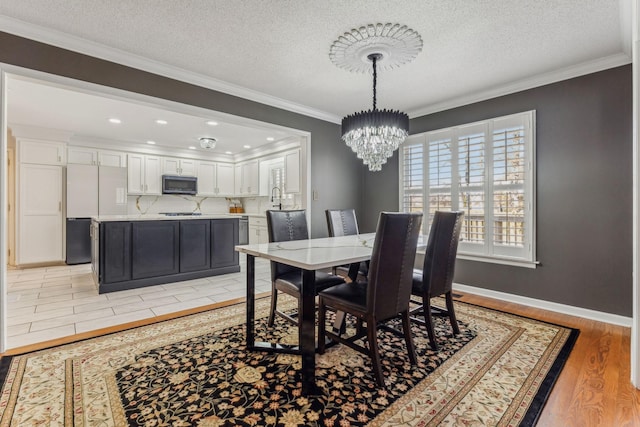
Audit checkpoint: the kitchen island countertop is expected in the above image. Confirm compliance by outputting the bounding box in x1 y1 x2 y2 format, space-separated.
92 213 264 222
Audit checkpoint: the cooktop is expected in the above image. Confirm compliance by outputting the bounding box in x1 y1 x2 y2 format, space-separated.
160 212 203 216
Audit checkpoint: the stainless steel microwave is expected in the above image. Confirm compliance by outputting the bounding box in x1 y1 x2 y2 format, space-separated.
162 175 197 195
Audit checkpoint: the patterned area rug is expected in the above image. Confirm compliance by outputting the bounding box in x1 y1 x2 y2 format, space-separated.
0 296 577 426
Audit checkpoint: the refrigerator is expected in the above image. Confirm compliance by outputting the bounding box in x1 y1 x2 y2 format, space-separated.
66 164 127 264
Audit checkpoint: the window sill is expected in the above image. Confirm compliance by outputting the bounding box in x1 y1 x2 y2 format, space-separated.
456 253 539 269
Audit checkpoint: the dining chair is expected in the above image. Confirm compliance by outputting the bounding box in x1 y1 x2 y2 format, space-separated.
265 209 346 327
410 210 464 350
325 209 369 281
317 211 423 387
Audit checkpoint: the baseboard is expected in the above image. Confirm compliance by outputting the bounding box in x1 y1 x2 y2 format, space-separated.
453 282 632 327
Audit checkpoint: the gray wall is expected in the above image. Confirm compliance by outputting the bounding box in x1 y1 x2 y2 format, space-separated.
361 65 633 317
0 32 363 237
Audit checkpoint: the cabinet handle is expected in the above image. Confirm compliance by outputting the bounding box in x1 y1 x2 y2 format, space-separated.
58 201 61 212
140 184 143 191
145 184 148 192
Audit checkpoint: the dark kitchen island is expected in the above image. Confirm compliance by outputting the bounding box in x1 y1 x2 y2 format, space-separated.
91 215 240 293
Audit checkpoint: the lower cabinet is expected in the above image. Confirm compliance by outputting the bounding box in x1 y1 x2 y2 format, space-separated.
180 220 211 272
211 218 239 268
98 218 240 293
131 221 180 279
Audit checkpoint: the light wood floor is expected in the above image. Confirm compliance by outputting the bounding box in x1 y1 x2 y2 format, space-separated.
2 290 639 426
455 293 640 427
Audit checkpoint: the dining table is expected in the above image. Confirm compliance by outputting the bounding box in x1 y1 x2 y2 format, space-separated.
235 232 426 395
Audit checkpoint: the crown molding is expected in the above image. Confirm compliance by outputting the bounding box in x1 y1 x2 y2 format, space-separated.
0 16 342 124
408 52 632 119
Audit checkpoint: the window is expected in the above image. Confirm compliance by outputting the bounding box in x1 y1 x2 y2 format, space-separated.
400 111 535 266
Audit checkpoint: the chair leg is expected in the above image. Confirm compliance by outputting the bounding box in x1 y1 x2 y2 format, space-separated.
318 298 327 354
445 292 460 335
401 311 417 365
366 316 384 387
267 283 278 327
423 297 438 351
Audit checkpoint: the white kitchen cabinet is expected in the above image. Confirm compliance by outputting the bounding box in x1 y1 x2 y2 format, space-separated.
162 157 197 176
236 160 259 196
197 161 235 196
249 216 268 244
68 146 126 167
19 139 65 165
284 149 301 194
18 163 64 264
98 150 127 167
128 154 161 195
216 163 235 196
234 164 242 195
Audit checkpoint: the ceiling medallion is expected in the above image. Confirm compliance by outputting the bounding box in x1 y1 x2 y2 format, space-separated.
199 137 217 149
330 23 422 171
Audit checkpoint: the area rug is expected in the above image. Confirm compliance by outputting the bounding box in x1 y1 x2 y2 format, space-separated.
0 296 577 426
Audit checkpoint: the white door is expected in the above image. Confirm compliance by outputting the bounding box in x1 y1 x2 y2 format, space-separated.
67 147 97 165
98 150 126 167
19 164 63 264
127 154 144 194
144 156 161 194
216 163 235 195
180 159 197 176
197 161 216 196
162 157 180 175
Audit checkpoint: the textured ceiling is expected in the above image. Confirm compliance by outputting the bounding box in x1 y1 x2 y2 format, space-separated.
0 1 631 153
0 0 630 120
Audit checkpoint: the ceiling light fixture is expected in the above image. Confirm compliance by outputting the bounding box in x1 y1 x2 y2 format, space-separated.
188 146 196 150
206 121 218 126
330 23 422 171
266 137 275 142
243 145 251 149
199 137 217 149
146 140 156 145
156 119 168 125
108 118 121 124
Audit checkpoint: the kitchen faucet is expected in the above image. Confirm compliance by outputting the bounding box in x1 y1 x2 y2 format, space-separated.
271 186 282 210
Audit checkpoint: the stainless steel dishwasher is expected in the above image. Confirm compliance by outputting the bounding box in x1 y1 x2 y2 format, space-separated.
238 216 249 244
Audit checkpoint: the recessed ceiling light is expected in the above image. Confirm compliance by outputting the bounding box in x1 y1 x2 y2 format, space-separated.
109 118 121 124
146 140 156 145
225 151 233 155
188 146 197 150
266 137 275 141
243 145 251 149
206 121 218 126
156 119 168 125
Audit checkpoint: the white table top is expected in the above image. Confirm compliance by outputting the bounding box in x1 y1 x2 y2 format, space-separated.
235 233 427 270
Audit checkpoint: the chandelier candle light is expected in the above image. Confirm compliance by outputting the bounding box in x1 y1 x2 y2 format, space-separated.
330 23 423 171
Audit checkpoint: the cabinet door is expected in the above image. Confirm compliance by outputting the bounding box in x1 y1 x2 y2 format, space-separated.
284 149 301 194
180 220 211 272
211 219 239 268
162 157 180 175
216 163 235 196
180 159 197 176
68 147 97 165
144 156 162 194
197 161 216 196
98 150 127 167
18 164 64 264
19 139 65 165
131 221 180 279
101 222 132 283
242 160 259 195
234 164 242 195
127 154 144 194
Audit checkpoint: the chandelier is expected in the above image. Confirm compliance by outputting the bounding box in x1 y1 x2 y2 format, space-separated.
330 24 422 171
199 137 217 149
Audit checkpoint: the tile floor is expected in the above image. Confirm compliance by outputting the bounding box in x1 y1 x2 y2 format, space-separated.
5 257 273 349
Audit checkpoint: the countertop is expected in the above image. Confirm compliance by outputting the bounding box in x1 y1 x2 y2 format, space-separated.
92 213 265 222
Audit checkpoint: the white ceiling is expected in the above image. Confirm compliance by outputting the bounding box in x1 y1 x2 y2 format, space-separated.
0 0 632 152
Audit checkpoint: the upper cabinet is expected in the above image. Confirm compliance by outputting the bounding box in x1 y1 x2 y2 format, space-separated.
19 139 65 165
283 149 301 194
128 154 161 195
197 161 234 196
68 146 127 167
235 160 259 196
162 157 197 176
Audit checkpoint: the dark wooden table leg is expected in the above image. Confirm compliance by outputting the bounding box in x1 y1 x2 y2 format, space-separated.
246 254 255 349
300 269 321 395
